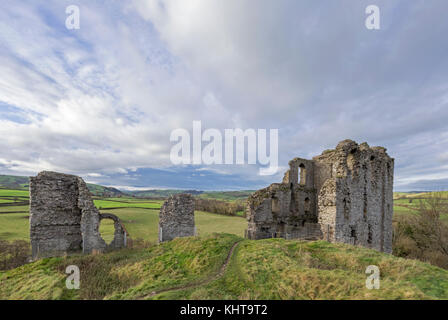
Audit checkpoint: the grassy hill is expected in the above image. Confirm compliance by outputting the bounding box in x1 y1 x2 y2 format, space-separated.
127 189 254 201
128 189 203 198
0 175 29 189
198 190 255 201
1 233 447 300
85 184 125 197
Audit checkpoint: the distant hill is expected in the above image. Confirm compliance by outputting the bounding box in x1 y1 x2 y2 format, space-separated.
127 189 203 198
85 184 125 197
393 191 447 200
0 174 254 200
0 175 29 189
127 189 254 201
198 190 255 201
0 175 124 197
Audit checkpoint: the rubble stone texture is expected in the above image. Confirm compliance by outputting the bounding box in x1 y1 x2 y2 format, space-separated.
159 194 195 242
29 171 127 259
246 140 394 253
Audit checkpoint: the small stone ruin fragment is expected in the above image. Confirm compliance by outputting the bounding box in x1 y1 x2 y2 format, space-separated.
158 194 195 242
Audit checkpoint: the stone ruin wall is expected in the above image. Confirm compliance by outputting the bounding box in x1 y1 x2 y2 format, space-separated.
246 140 394 253
159 194 195 242
30 171 127 259
246 157 322 241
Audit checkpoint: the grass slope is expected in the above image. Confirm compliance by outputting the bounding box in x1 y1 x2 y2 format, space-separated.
1 234 447 300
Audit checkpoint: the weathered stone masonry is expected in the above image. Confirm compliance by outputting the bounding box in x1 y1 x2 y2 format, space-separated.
159 194 195 242
30 171 127 259
246 140 394 253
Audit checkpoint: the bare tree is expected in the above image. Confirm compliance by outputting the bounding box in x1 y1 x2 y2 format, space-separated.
393 192 448 269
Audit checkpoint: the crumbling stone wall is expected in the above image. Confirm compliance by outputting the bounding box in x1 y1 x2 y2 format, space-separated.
159 194 195 242
246 140 394 253
246 157 321 240
78 177 107 254
30 171 127 259
314 140 394 253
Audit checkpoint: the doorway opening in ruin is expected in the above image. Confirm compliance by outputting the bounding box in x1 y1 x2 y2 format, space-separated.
99 218 115 245
304 197 310 214
299 164 306 185
350 226 357 244
343 198 349 220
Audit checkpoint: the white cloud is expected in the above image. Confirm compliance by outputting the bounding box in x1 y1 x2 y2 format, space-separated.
0 0 447 190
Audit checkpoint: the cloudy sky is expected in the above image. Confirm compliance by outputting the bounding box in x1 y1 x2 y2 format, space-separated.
0 0 447 191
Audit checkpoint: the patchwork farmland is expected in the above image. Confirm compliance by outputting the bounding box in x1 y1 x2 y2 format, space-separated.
0 186 247 243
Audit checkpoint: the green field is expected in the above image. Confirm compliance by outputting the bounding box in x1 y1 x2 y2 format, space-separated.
0 189 29 197
98 208 246 244
198 191 255 201
0 213 29 241
0 206 29 213
0 199 22 203
1 188 447 243
94 199 162 210
0 188 247 243
0 208 246 243
0 189 247 243
392 192 448 222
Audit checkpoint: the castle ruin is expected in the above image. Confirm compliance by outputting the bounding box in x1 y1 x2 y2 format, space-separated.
246 140 394 253
29 171 127 259
159 194 195 242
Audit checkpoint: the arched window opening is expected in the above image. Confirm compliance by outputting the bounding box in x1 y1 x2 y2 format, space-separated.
299 164 306 185
272 197 279 214
343 198 350 220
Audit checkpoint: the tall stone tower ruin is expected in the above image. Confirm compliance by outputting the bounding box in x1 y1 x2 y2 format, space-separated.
246 140 394 253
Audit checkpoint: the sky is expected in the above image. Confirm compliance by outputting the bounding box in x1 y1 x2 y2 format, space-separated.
0 0 447 191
